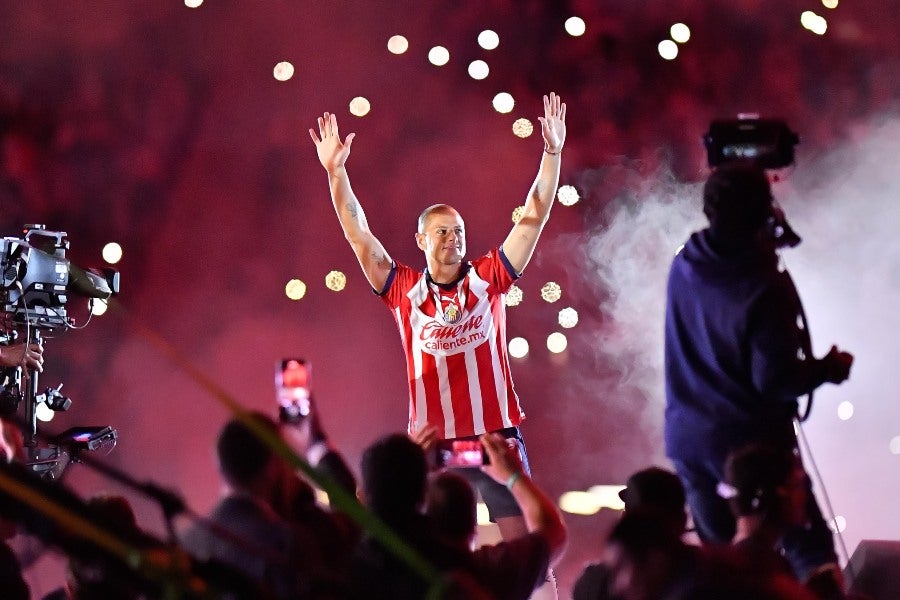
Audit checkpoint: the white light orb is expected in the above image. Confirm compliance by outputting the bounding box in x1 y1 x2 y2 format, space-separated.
559 491 601 515
889 436 900 455
505 285 523 307
540 282 562 303
828 515 847 533
478 30 500 50
184 0 203 7
658 40 679 60
387 35 409 54
428 46 450 66
349 96 371 117
36 402 55 422
102 242 123 264
492 92 515 114
90 299 108 316
547 332 568 353
670 23 691 43
285 279 307 300
558 307 579 328
837 401 854 421
564 16 586 37
273 61 295 82
468 60 489 80
325 271 347 291
557 185 580 206
512 118 534 138
508 337 529 358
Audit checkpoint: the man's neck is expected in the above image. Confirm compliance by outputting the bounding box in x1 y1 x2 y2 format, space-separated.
427 262 464 286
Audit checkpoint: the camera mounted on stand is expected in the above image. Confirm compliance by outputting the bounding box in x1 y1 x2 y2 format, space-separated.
1 224 120 478
703 115 802 248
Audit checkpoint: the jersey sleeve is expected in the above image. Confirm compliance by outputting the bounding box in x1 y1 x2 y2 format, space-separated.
471 246 520 294
377 261 417 308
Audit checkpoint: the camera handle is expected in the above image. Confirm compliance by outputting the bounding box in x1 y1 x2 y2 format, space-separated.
23 330 42 453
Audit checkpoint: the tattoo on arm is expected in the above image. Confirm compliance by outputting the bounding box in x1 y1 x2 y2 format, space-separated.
346 202 359 219
371 251 391 268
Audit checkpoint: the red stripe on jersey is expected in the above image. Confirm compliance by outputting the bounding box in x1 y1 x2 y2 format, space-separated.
446 352 474 436
474 341 503 432
420 351 446 435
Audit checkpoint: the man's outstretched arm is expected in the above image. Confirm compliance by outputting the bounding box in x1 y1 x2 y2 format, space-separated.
502 92 567 274
309 112 393 292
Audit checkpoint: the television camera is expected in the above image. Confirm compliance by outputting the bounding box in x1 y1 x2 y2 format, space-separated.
703 115 802 248
1 224 120 478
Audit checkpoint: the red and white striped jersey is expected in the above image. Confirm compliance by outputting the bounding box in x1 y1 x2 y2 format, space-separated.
379 247 524 439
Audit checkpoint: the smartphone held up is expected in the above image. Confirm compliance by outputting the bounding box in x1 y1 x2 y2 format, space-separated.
276 358 311 424
435 439 489 468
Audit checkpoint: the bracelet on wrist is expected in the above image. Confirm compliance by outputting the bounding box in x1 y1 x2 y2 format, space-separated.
543 144 562 156
505 472 522 490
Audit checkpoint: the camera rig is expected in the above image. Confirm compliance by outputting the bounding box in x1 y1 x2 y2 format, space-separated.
1 224 120 478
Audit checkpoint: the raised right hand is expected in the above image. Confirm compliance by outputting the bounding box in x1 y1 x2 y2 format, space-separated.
308 112 355 173
823 345 853 384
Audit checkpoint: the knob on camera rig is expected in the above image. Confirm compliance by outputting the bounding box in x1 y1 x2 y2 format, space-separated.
1 224 120 478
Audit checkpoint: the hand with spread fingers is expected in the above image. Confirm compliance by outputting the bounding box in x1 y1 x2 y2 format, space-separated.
539 92 567 155
309 112 356 173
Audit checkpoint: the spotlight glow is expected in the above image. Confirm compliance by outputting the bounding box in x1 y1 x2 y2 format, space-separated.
670 23 691 43
36 402 55 422
508 337 529 358
801 11 828 35
505 285 523 307
564 16 586 37
540 282 562 303
559 491 601 515
557 185 580 206
837 401 854 421
478 30 499 50
492 92 515 114
102 242 122 264
387 35 409 54
285 279 307 300
889 436 900 455
658 40 679 60
90 299 108 316
511 206 525 224
349 96 371 117
828 515 847 533
476 502 491 525
428 46 450 66
558 307 579 328
547 332 568 353
512 118 534 138
468 60 489 80
273 61 295 82
587 485 627 511
325 271 347 292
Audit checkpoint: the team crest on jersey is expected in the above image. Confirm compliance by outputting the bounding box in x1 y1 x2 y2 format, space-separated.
442 302 462 324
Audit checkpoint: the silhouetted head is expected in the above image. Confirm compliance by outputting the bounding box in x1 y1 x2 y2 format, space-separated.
618 466 688 535
216 412 279 491
361 433 428 525
703 162 773 238
425 470 478 545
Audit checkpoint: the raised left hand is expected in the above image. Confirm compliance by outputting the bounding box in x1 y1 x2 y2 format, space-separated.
538 92 567 154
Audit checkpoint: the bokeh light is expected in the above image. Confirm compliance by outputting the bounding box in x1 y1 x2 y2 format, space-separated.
558 491 601 515
547 332 568 353
36 402 55 422
102 242 122 264
540 282 562 303
387 35 409 54
184 0 203 7
349 96 371 117
658 40 679 60
557 185 580 206
477 30 499 50
505 285 523 307
512 118 534 138
468 60 489 80
837 401 854 420
428 46 450 66
511 206 525 224
492 92 515 114
558 307 578 328
325 271 347 291
564 16 586 37
285 279 307 300
821 0 839 9
801 11 828 35
508 337 529 358
828 515 847 533
273 61 295 81
889 436 900 455
670 23 691 43
90 299 108 316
